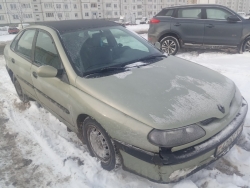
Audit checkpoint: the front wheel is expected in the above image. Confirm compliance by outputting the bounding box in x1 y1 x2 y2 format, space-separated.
83 117 119 171
160 36 179 55
242 38 250 52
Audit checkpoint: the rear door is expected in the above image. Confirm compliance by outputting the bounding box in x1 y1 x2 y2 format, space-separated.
171 7 205 45
203 7 243 46
30 30 74 126
9 29 37 99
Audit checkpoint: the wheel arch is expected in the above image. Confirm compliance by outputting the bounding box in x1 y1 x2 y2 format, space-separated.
239 34 250 51
158 32 182 45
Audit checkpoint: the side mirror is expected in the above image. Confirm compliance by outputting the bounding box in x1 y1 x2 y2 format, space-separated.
37 65 58 78
227 15 241 22
155 42 161 50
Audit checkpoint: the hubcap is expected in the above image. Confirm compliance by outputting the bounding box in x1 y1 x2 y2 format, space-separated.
14 79 22 96
244 40 250 52
161 39 176 54
87 125 111 163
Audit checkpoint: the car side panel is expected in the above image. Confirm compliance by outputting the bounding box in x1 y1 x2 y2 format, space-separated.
170 18 205 44
203 20 243 46
148 17 172 43
6 46 37 99
68 82 159 153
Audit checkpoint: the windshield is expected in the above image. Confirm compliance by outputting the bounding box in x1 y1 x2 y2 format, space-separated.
61 26 162 76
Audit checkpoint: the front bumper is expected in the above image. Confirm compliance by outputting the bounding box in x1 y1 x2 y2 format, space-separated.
114 98 248 183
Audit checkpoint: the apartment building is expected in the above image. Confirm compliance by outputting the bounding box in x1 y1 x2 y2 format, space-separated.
0 0 189 25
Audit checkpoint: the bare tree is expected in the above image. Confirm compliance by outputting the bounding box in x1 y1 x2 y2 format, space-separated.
7 2 25 28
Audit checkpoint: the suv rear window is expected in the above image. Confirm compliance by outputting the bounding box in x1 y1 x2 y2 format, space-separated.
156 9 174 17
177 8 202 19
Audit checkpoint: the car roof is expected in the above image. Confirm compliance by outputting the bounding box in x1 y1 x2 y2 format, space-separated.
35 19 120 34
163 4 228 9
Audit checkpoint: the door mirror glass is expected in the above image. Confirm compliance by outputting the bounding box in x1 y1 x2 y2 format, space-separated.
227 15 241 22
154 42 161 50
37 65 58 78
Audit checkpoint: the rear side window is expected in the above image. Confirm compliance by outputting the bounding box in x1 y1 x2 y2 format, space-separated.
156 9 174 17
10 31 23 50
16 30 36 60
206 8 232 20
177 8 202 19
34 31 62 69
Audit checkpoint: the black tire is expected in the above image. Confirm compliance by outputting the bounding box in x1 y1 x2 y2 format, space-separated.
83 117 119 171
13 75 29 103
160 36 179 55
242 38 250 52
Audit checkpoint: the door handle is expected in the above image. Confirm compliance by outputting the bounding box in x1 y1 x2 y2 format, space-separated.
11 58 15 63
32 72 37 78
174 23 181 26
206 24 214 28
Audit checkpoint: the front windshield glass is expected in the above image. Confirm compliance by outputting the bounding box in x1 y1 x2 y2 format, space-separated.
61 26 162 76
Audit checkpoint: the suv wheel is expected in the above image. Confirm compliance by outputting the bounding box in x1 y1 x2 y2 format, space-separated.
160 36 179 55
83 117 120 171
13 75 29 103
242 38 250 52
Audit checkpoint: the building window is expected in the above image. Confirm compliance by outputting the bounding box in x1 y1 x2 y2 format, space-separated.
84 4 88 8
57 13 62 18
34 5 38 7
44 3 53 9
114 4 117 8
12 15 19 19
75 13 78 17
74 4 77 9
45 12 54 17
0 15 4 20
106 3 111 8
10 4 17 10
56 4 61 9
24 14 32 18
85 12 89 16
64 4 69 9
22 3 31 9
65 13 69 18
91 3 97 8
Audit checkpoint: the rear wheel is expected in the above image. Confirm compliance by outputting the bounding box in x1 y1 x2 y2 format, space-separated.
160 36 179 55
83 117 119 171
13 75 29 103
242 38 250 52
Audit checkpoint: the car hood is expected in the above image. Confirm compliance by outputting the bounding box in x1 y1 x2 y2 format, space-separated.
75 56 235 130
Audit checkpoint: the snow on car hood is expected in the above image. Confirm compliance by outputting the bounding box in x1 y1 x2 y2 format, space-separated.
76 56 236 130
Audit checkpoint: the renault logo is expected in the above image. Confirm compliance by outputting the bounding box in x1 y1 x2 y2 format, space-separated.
217 105 225 114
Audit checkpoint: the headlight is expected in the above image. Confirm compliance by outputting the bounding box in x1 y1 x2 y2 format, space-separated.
148 124 206 148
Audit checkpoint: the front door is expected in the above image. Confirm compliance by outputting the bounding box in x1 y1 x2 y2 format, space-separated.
171 7 205 45
203 8 243 46
30 30 73 126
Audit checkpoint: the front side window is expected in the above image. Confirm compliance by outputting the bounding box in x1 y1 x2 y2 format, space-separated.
177 8 202 19
16 30 36 59
61 26 162 76
206 8 232 20
34 31 61 69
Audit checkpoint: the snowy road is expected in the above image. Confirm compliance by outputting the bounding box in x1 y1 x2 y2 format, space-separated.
1 50 250 188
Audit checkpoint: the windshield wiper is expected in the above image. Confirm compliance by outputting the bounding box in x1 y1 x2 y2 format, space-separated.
83 66 126 77
136 54 167 62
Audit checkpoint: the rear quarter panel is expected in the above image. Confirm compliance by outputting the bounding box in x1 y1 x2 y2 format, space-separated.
148 17 173 42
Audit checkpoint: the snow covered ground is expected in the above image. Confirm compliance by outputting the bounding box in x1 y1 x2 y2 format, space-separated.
0 25 250 187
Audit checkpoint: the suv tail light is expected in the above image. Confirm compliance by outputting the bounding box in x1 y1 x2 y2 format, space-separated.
150 18 160 24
